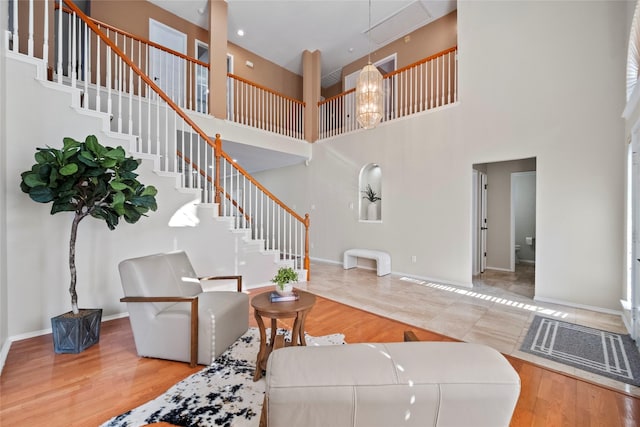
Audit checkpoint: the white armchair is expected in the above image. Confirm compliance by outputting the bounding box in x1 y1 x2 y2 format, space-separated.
118 251 249 367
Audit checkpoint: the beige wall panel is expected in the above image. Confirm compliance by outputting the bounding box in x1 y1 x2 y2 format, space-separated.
227 43 302 100
91 1 208 59
341 11 457 89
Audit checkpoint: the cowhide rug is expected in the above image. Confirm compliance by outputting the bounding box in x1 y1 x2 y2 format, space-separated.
101 327 345 427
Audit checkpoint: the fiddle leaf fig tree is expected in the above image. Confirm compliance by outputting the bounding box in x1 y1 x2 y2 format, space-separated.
19 135 158 315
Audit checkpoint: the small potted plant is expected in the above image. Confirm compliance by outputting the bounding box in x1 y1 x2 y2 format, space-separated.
272 267 298 296
19 135 158 353
361 184 381 220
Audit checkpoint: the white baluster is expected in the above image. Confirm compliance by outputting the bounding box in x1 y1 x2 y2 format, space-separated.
95 32 101 112
117 56 122 132
128 39 134 134
154 90 160 159
454 49 458 102
137 41 142 147
43 0 48 66
164 101 169 171
83 23 88 108
430 59 434 109
12 0 19 53
441 55 445 106
57 0 62 80
106 44 112 120
70 12 76 87
28 0 33 56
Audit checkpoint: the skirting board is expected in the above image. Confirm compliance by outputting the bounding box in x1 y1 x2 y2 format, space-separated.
0 312 130 376
310 257 474 289
534 295 622 317
0 338 11 376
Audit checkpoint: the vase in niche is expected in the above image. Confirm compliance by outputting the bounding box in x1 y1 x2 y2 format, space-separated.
367 202 378 221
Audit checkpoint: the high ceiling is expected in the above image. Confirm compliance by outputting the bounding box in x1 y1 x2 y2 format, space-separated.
148 0 457 87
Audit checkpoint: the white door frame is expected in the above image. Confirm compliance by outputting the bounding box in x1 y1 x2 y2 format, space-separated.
628 123 640 346
472 169 488 275
480 171 488 273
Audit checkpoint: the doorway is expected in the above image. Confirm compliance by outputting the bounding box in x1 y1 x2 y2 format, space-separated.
472 158 537 297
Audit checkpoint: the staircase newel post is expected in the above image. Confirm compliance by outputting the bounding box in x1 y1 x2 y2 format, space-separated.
214 134 222 215
304 213 310 281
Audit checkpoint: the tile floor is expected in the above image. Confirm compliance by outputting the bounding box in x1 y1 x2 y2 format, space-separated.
296 261 640 397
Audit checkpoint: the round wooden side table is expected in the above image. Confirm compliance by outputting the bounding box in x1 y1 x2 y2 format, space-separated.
251 289 316 381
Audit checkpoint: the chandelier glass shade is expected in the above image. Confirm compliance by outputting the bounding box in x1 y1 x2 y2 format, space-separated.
356 63 384 129
356 0 384 129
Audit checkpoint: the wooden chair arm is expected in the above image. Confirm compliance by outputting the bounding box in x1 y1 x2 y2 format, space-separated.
403 331 420 342
120 296 197 303
120 296 199 367
198 275 243 292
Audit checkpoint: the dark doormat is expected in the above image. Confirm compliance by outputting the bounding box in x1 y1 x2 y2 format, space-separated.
520 315 640 387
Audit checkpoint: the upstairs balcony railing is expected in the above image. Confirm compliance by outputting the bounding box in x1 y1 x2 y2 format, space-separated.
227 73 305 139
6 0 311 277
8 1 457 142
318 46 458 139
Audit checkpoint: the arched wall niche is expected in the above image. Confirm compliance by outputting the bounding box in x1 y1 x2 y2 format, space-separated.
359 163 382 222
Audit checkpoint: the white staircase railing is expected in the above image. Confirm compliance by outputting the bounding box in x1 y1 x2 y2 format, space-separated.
5 0 311 277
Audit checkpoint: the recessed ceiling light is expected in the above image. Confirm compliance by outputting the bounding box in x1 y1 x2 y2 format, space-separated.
348 47 354 53
237 29 245 37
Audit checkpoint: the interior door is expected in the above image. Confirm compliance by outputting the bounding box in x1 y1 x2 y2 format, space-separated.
149 19 186 106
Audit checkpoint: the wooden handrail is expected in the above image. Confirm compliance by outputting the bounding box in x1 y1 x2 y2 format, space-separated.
176 150 251 223
319 88 355 106
214 136 307 224
57 3 209 67
228 73 305 106
385 45 457 79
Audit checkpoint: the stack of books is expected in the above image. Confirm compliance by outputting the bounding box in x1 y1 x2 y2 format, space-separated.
270 290 299 302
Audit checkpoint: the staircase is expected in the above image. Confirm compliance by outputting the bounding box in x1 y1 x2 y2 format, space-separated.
4 0 309 287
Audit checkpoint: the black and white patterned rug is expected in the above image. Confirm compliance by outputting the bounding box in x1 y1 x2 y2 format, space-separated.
520 315 640 386
101 327 344 427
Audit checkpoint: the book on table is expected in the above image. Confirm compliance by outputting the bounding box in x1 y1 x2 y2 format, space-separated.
270 290 299 302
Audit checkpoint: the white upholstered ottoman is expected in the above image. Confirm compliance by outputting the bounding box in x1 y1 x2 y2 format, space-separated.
262 341 520 427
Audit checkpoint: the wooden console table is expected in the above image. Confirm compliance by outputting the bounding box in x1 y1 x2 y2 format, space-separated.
251 290 316 381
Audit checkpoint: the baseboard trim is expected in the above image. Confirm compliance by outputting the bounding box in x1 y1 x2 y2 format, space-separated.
310 257 473 288
0 338 11 376
484 266 513 273
534 296 622 317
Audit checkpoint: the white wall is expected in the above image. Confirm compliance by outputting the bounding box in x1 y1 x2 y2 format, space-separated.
1 57 280 339
255 0 629 311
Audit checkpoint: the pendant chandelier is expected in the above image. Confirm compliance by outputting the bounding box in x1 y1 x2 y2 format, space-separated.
356 0 384 129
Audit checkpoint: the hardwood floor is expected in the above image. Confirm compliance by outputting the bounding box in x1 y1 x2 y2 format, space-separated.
1 288 639 426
